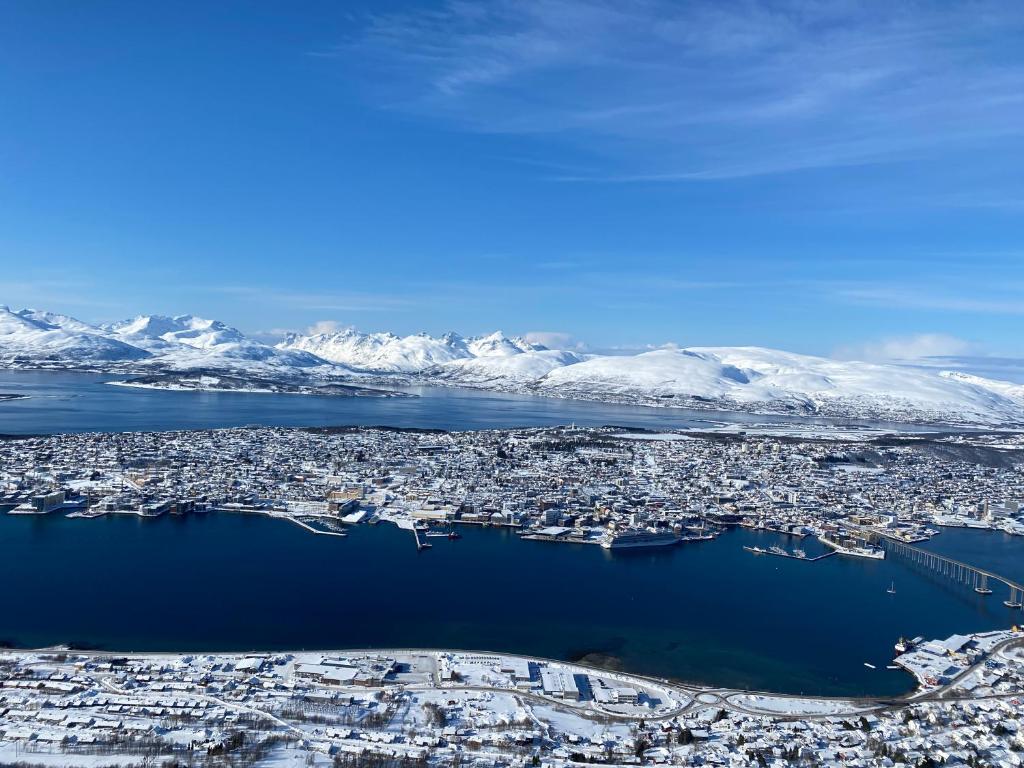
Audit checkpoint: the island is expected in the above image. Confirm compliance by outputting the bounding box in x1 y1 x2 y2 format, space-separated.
106 372 410 398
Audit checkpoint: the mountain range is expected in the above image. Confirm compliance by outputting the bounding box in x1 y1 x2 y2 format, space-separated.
2 304 1024 426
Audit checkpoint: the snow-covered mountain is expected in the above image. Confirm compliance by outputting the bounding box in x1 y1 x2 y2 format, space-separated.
435 349 588 384
277 327 544 372
940 371 1024 407
0 307 150 363
0 308 336 374
279 328 469 372
533 346 1024 424
3 306 1024 425
107 314 332 373
466 331 543 358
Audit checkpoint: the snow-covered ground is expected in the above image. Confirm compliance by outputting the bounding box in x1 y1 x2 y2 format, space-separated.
0 631 1021 768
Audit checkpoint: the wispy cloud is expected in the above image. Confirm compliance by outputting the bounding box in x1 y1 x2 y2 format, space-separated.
834 333 978 362
523 330 585 349
837 284 1024 316
198 286 419 313
332 0 1024 181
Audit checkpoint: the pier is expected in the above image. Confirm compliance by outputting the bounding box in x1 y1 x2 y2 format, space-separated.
877 537 1024 609
743 546 834 562
413 526 431 551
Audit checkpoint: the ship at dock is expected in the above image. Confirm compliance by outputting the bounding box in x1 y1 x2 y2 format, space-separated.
600 527 681 549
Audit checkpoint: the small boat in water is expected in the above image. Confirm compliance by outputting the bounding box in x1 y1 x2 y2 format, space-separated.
895 636 923 654
743 545 767 555
887 581 896 594
863 662 876 669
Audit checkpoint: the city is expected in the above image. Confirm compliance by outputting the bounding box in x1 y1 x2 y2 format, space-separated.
2 423 1024 763
5 0 1024 764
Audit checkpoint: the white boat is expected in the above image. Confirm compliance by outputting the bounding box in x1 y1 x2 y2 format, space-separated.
895 636 923 654
743 545 767 555
887 581 896 594
600 528 681 550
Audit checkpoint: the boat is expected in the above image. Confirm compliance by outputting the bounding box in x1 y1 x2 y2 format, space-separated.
792 548 807 559
895 636 923 654
887 581 896 594
863 662 876 669
769 545 787 556
448 531 462 540
743 545 767 555
600 528 681 550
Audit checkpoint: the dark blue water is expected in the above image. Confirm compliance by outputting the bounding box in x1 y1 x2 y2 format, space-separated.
0 370 946 435
0 370 1017 696
0 511 1018 697
920 527 1024 585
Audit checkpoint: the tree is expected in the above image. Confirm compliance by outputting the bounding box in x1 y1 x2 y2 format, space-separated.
634 736 650 758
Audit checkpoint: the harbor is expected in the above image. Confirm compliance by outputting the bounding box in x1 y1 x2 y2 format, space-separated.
0 509 1020 698
2 419 1023 698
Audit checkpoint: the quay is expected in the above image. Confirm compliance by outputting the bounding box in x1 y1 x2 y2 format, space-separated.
264 511 348 538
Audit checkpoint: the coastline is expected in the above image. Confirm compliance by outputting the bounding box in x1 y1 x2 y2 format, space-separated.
0 632 1020 767
1 362 1016 429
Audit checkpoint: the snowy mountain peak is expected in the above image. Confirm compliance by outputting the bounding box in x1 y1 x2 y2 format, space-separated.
0 306 150 363
466 331 545 358
17 309 101 334
277 326 550 372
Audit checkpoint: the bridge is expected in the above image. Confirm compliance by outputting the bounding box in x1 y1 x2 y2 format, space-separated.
875 536 1024 610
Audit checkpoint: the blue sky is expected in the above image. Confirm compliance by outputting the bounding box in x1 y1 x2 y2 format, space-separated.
2 0 1024 361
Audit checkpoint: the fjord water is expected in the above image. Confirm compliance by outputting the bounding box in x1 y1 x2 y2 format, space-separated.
1 370 1019 696
0 512 1018 697
0 370 942 434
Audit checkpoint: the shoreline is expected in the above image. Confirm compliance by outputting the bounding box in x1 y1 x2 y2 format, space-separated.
1 637 1020 767
2 632 1020 712
0 644 929 710
1 364 1017 430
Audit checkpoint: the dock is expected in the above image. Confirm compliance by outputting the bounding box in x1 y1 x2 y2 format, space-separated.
743 546 835 562
413 526 431 551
